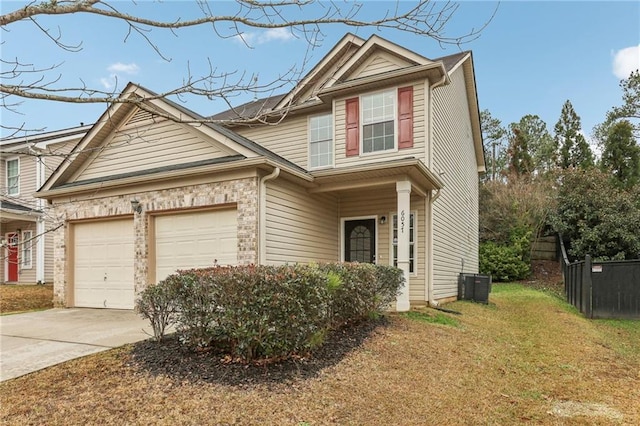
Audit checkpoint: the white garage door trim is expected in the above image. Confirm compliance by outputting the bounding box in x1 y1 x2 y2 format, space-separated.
154 208 238 283
73 218 135 309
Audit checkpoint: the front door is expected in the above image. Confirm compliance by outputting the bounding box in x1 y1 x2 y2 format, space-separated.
6 233 19 281
344 219 376 263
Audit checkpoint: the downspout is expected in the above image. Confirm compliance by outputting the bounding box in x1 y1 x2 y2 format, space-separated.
35 155 45 284
258 167 280 265
426 70 448 307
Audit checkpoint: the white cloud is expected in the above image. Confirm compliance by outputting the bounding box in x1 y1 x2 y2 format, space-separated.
100 62 140 90
107 62 140 75
233 28 294 46
612 44 640 80
100 77 115 90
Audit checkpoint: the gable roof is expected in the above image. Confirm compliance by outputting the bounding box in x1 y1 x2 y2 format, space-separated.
39 83 308 194
211 37 472 121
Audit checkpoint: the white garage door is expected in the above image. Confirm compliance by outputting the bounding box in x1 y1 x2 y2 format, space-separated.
155 209 237 282
74 219 134 309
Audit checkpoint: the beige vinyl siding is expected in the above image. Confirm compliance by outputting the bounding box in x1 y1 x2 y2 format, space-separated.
339 189 426 301
45 139 78 179
334 80 426 168
265 178 339 264
348 52 410 80
431 66 480 300
44 220 56 283
76 117 232 182
235 115 310 168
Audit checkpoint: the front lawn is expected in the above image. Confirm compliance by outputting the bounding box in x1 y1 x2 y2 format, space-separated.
0 284 53 314
1 284 639 425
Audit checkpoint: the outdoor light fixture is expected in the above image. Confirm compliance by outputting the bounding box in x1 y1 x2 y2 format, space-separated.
0 238 6 248
379 216 387 225
130 199 142 214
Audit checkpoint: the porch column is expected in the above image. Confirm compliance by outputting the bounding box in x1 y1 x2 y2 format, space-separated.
396 180 411 311
36 218 45 284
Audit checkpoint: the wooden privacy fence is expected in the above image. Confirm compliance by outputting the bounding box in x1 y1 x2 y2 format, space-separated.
562 248 640 319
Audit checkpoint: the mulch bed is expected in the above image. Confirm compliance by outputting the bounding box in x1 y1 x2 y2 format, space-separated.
130 317 388 388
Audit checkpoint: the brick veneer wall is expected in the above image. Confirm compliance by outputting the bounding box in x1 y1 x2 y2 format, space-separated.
51 177 259 307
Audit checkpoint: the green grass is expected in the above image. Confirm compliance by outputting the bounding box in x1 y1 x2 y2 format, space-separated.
401 310 460 327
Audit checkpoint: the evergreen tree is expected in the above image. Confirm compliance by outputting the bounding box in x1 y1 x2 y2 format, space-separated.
480 109 507 181
513 115 557 174
608 70 640 137
507 127 533 177
555 100 594 169
601 120 640 189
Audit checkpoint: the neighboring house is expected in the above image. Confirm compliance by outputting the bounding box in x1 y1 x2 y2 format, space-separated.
36 34 484 310
1 125 90 284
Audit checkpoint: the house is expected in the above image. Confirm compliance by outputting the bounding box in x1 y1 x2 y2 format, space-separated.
1 125 90 284
35 34 484 311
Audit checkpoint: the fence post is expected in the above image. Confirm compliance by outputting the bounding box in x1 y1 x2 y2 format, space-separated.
583 255 593 318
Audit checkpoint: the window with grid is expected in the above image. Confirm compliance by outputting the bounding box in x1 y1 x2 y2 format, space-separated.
309 114 333 168
392 212 416 273
22 230 33 269
6 158 19 195
362 90 395 153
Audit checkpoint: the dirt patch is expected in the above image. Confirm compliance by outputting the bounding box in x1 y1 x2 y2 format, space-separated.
549 401 623 420
522 260 564 298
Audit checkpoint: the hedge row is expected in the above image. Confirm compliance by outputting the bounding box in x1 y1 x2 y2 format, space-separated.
136 263 403 362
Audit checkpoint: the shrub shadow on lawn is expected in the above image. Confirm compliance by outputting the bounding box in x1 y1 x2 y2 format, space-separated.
130 317 388 387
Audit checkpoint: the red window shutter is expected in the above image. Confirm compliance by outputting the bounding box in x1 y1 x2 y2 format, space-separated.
398 86 413 149
345 97 359 157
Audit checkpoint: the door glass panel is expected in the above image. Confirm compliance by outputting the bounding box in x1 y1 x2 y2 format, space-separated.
349 225 371 263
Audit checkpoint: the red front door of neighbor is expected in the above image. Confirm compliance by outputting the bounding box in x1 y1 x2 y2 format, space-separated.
6 233 19 281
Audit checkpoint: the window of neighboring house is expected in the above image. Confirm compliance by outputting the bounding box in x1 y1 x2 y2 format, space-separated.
21 230 33 269
309 114 334 168
362 90 395 153
392 211 416 273
6 158 19 195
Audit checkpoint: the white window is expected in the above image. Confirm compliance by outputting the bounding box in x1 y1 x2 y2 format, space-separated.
6 158 19 195
309 114 333 168
362 90 395 153
21 230 33 269
392 211 416 273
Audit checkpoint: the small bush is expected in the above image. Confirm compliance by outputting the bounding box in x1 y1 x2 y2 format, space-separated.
479 242 530 282
135 275 181 341
317 263 402 327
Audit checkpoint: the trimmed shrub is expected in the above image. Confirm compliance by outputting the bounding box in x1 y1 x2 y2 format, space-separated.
317 262 403 326
136 262 403 362
479 242 530 282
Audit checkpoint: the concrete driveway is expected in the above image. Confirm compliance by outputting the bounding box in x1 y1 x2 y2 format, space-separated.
0 308 152 382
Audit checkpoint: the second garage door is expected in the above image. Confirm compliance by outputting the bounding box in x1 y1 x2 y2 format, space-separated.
154 208 238 282
74 218 135 309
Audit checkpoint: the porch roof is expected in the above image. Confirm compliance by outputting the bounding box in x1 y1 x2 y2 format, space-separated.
0 200 41 223
308 158 443 197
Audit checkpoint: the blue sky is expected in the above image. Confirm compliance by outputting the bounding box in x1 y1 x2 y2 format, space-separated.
1 1 639 148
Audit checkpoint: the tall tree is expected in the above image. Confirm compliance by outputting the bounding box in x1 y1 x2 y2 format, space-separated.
555 100 594 169
607 70 640 137
512 115 557 175
0 0 496 137
480 109 507 181
600 120 640 189
507 127 533 178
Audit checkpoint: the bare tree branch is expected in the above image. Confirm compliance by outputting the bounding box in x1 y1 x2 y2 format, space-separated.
1 0 497 135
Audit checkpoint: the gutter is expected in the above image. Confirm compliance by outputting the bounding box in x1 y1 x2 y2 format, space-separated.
258 167 280 264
